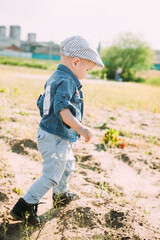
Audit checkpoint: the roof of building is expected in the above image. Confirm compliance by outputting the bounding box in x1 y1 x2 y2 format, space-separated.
5 45 24 52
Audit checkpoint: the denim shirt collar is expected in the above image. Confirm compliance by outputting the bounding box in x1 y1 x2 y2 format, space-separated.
57 64 82 90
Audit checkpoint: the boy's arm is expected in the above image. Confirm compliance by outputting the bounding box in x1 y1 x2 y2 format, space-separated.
60 109 92 142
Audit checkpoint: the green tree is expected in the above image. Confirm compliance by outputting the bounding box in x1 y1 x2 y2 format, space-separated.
102 33 154 81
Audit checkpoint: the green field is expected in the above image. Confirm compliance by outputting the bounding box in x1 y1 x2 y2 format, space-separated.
1 56 160 86
0 64 159 143
0 64 160 114
0 64 160 239
82 80 160 113
0 56 59 70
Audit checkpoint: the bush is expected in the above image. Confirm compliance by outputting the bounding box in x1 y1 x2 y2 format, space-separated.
133 77 145 83
102 33 153 82
146 78 160 86
89 67 108 79
89 69 102 78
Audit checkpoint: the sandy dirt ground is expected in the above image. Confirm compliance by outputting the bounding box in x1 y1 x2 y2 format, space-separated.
0 75 160 239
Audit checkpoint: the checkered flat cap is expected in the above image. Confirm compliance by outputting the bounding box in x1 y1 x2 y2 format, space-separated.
60 36 104 68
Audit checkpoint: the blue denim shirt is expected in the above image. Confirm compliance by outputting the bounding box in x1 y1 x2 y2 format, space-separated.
37 64 84 142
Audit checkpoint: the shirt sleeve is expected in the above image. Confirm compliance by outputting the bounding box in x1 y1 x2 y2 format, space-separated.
54 78 76 116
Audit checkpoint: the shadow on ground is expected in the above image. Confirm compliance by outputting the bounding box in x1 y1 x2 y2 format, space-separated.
0 208 59 240
10 139 38 154
0 135 38 155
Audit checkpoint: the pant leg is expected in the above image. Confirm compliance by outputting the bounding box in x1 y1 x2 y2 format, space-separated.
52 148 75 195
23 128 71 204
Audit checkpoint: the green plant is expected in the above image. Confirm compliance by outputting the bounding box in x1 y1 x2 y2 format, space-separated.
35 208 56 240
19 213 33 240
105 230 115 240
0 56 59 70
102 32 153 81
12 187 23 195
143 207 148 214
148 136 159 145
93 234 106 239
2 211 8 240
103 128 125 148
14 87 19 93
147 77 160 86
105 210 116 239
111 188 122 198
75 155 83 162
74 209 84 227
153 107 159 113
109 116 116 121
119 129 131 138
16 110 30 116
97 122 108 130
0 88 7 93
89 69 102 79
98 181 109 198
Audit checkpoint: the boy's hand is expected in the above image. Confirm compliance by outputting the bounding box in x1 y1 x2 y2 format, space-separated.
60 109 93 142
77 126 93 142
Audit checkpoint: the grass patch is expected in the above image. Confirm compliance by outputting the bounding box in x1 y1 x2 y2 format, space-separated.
0 56 59 70
145 77 160 86
16 110 30 116
109 116 116 121
0 65 159 160
119 129 131 138
96 122 108 130
82 80 160 112
89 69 160 86
0 88 7 93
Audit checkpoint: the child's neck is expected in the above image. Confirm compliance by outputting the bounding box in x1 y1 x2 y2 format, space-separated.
60 57 75 74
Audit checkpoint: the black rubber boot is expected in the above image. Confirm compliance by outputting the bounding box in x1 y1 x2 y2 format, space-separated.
53 192 77 208
10 198 43 225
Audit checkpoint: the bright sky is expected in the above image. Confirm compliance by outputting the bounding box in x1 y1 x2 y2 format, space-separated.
1 0 160 50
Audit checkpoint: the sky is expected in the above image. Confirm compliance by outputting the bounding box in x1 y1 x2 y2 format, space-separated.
1 0 160 50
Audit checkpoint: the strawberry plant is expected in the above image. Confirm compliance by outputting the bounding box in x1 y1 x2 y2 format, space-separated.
103 128 125 148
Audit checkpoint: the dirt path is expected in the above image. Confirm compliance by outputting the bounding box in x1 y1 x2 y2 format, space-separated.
0 107 160 239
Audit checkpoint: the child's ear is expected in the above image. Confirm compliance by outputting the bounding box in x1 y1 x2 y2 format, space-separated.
73 57 80 66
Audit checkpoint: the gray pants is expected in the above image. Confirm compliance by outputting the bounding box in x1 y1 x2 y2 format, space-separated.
23 128 75 204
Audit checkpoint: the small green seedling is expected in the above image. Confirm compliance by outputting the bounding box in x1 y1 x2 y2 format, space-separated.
12 187 23 195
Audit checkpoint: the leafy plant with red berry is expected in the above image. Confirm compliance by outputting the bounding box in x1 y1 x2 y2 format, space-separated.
103 128 125 148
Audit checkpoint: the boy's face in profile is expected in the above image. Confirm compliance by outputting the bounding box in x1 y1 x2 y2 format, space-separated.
73 58 96 80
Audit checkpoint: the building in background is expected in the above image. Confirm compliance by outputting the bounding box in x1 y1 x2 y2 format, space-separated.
0 44 32 58
0 25 21 48
32 42 60 61
9 25 21 41
0 25 60 60
0 25 159 68
27 33 36 43
0 26 6 37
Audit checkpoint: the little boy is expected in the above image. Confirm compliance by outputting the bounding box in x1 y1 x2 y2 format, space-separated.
10 36 104 225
